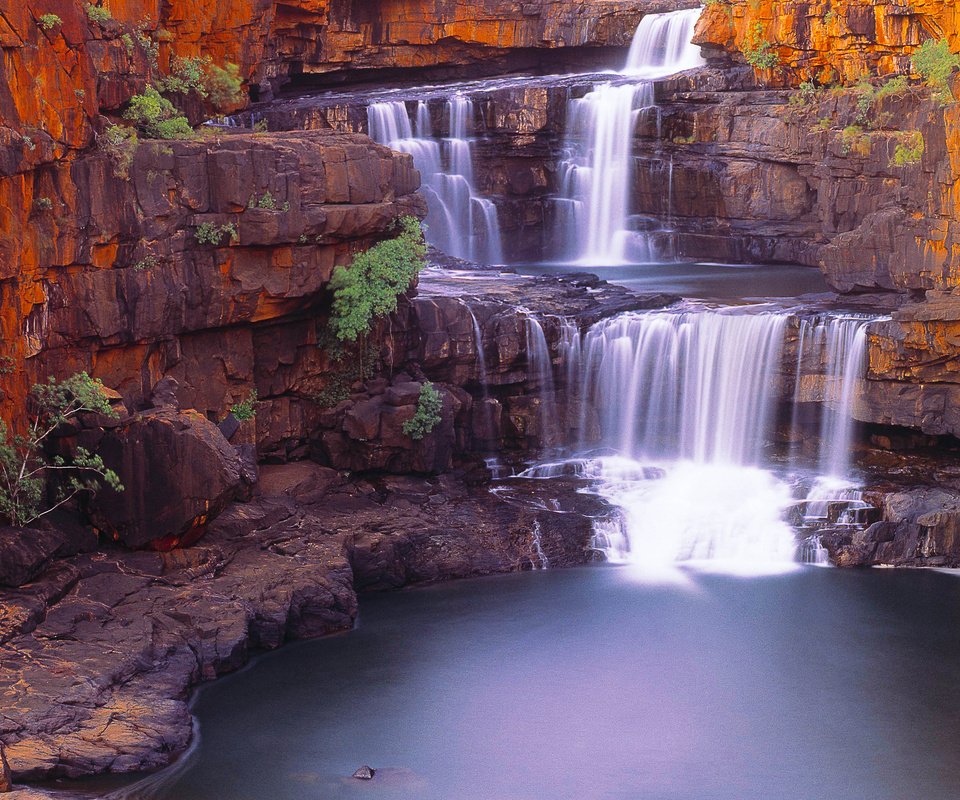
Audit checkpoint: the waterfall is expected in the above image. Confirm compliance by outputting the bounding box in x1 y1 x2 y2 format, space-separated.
623 8 707 76
554 7 705 265
524 315 560 447
577 310 787 464
367 97 504 265
791 316 871 523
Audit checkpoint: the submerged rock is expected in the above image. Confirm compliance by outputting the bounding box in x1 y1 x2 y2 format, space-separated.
352 765 376 780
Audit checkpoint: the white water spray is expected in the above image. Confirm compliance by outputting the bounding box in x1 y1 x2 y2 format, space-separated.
555 7 705 265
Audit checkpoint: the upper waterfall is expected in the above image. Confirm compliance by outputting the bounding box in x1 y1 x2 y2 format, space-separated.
623 7 706 76
554 7 705 266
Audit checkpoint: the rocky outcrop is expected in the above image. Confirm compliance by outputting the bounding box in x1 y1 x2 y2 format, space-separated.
694 0 959 86
822 485 960 566
0 468 609 781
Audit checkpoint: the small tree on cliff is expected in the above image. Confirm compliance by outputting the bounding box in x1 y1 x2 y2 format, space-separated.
328 216 427 343
0 373 124 527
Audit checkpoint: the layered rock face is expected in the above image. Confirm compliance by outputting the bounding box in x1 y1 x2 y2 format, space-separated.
694 0 959 86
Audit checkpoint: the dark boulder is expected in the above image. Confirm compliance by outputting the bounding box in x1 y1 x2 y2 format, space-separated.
0 528 64 588
86 408 250 549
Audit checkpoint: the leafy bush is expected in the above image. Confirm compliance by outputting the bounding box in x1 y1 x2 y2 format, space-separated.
195 222 238 246
875 75 909 100
912 40 960 93
839 124 871 156
743 23 780 70
38 14 62 30
206 63 245 111
85 4 111 24
0 373 124 527
402 382 443 440
33 197 53 211
328 216 427 342
99 124 138 179
159 55 209 96
123 86 193 139
891 130 925 166
230 390 258 421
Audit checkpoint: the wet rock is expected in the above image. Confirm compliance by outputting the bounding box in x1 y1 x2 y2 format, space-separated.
352 766 376 780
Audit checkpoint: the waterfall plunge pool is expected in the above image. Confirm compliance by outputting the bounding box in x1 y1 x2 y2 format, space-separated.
107 566 960 800
513 260 830 303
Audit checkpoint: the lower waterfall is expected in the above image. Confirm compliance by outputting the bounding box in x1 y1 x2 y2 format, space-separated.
521 306 873 576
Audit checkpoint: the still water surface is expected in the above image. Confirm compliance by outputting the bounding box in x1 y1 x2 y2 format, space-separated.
122 566 960 800
513 261 829 302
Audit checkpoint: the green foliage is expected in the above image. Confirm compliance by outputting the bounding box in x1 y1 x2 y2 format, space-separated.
120 32 135 55
230 390 258 421
38 14 62 30
743 23 780 70
250 190 277 209
123 86 193 139
33 196 52 212
137 31 160 67
328 216 427 342
891 130 925 166
99 124 138 180
75 88 86 101
788 80 820 107
912 40 960 96
839 124 871 156
85 4 112 24
253 118 269 133
0 373 124 527
875 75 909 100
402 382 443 440
195 222 238 246
206 62 245 111
813 116 833 132
159 55 210 96
312 380 352 409
132 254 158 271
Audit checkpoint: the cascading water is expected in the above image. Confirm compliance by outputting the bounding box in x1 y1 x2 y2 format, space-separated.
521 306 878 576
562 308 798 575
791 316 872 524
554 7 705 265
367 97 503 265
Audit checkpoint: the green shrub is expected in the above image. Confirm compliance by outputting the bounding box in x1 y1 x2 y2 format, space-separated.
891 130 925 166
743 23 780 70
85 4 111 24
230 390 257 421
159 55 210 96
875 75 909 100
912 40 960 93
195 222 238 246
206 62 245 111
839 124 871 156
123 86 193 139
402 382 443 440
0 373 123 527
328 216 427 342
33 196 53 211
99 124 138 179
38 14 62 30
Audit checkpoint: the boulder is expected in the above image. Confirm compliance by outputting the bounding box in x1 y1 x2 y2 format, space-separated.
352 766 376 780
0 744 10 792
0 528 64 588
85 408 250 549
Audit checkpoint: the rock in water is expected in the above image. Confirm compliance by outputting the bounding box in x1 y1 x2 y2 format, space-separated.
352 765 376 780
0 743 11 792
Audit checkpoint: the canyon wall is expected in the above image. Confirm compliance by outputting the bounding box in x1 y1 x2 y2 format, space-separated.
694 0 959 86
